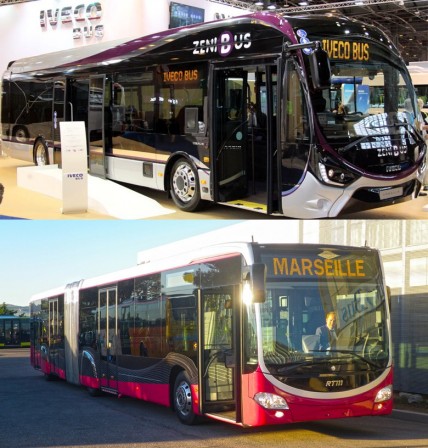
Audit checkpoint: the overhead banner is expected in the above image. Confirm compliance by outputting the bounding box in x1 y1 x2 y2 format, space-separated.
60 121 88 214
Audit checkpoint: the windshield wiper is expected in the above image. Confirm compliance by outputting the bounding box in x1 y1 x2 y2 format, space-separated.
327 349 384 369
274 358 333 374
271 350 385 374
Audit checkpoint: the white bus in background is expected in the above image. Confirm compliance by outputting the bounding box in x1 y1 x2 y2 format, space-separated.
408 61 428 113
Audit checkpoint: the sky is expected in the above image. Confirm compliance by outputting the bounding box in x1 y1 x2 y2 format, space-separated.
0 220 239 307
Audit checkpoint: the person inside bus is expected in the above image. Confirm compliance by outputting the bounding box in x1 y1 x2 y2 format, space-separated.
316 311 337 351
247 102 258 127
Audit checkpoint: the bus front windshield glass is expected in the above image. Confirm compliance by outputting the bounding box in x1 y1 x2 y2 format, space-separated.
253 249 390 391
311 55 423 166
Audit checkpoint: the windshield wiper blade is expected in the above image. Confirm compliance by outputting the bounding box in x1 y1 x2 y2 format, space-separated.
327 349 383 369
274 358 332 374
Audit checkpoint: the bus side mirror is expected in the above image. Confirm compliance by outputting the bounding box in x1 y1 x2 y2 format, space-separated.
243 263 266 303
309 46 331 90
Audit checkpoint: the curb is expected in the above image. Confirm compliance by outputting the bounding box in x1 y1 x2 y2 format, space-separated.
391 408 428 423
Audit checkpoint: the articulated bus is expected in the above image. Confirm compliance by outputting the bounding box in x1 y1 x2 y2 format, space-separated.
2 13 426 218
30 242 393 427
0 316 30 348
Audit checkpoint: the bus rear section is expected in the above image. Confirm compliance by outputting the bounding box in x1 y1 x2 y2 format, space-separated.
29 242 393 427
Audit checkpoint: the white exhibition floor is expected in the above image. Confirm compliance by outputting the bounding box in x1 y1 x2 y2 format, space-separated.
16 164 174 220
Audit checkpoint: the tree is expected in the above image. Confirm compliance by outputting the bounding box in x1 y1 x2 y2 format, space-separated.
0 302 17 316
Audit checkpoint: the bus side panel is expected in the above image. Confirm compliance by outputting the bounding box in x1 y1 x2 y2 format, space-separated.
40 346 52 376
42 356 66 380
79 349 178 408
80 374 100 390
119 381 170 407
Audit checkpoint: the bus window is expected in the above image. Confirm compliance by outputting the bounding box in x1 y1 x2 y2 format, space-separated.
133 274 162 357
157 63 206 135
109 64 206 162
79 287 98 349
5 79 53 155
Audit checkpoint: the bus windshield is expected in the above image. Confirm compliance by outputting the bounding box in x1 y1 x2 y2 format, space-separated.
311 53 423 170
253 248 390 392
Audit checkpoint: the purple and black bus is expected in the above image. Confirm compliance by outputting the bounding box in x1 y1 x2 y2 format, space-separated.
1 12 426 218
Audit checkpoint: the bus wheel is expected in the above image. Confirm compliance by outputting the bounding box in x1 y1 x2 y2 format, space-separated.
170 159 201 212
87 386 101 397
13 126 29 143
173 371 197 425
34 139 50 166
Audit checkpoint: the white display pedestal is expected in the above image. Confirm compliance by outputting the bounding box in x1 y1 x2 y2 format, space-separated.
60 122 88 214
17 165 174 219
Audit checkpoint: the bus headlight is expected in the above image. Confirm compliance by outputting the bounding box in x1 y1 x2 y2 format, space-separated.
319 162 357 185
374 385 393 403
254 392 289 410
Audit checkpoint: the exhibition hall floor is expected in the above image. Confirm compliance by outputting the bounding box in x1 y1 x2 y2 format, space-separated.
0 156 175 220
1 155 428 220
0 156 106 220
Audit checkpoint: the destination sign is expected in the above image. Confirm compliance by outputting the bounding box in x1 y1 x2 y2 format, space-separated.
321 39 370 61
163 69 199 83
271 257 367 278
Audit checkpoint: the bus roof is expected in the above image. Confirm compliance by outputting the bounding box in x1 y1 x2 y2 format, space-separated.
29 241 256 303
5 12 396 78
29 241 378 304
6 12 284 75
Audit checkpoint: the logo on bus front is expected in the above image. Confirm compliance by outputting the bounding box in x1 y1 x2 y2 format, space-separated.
193 31 251 57
321 39 370 61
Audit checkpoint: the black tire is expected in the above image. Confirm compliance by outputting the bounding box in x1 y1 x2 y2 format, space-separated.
170 158 202 212
173 371 198 425
44 372 55 381
87 386 101 397
33 138 50 166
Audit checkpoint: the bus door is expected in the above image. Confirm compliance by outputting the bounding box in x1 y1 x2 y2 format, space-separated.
199 287 241 423
211 64 278 214
279 59 312 206
88 75 107 177
98 287 119 391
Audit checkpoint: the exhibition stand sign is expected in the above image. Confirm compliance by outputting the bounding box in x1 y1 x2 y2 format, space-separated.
60 121 88 213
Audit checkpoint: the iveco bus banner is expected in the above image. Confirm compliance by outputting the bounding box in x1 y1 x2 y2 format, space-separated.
59 121 88 214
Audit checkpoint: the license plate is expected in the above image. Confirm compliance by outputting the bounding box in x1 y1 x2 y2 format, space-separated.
379 187 403 200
